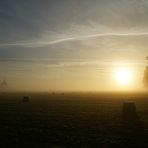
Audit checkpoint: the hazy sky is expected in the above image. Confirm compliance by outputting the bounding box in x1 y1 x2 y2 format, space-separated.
0 0 148 91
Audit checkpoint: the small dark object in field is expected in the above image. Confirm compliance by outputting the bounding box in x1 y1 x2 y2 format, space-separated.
123 101 136 114
22 96 30 102
122 101 146 146
123 101 142 129
52 92 55 95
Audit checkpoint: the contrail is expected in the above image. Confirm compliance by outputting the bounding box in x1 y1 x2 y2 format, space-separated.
0 38 74 47
0 32 148 47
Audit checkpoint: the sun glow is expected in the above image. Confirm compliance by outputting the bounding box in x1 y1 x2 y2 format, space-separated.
114 67 133 85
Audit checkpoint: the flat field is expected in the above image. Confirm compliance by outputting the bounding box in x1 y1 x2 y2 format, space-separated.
0 92 148 147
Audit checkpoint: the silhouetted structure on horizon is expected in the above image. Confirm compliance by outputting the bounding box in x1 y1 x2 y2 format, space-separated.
143 57 148 88
0 80 8 92
143 67 148 88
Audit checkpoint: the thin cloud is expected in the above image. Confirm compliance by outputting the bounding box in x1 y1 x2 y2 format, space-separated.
1 32 148 47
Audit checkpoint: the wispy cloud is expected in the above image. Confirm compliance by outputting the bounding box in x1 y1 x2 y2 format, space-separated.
1 32 148 47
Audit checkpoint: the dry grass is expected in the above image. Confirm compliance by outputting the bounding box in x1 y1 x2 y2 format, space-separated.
0 92 148 147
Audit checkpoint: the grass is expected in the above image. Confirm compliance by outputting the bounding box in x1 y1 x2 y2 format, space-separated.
0 92 148 147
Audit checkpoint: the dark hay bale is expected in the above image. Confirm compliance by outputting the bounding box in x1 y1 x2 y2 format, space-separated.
123 101 136 115
22 96 30 102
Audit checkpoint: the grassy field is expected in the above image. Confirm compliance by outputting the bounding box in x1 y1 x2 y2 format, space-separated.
0 92 148 147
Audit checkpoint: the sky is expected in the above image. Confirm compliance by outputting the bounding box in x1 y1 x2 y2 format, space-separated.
0 0 148 92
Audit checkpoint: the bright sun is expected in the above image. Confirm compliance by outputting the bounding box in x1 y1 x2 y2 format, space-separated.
114 67 132 85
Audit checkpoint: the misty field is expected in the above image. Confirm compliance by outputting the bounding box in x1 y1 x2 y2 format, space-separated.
0 93 148 147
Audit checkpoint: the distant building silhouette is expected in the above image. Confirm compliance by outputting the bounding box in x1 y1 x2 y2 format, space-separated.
0 80 8 92
1 80 7 87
